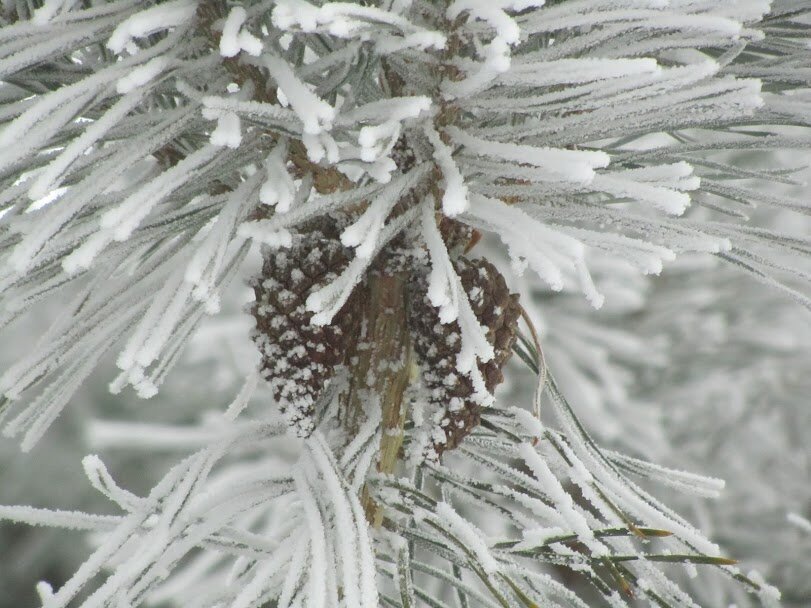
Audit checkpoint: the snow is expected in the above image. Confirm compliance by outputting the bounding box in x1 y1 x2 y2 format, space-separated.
220 7 248 57
748 570 782 607
424 124 468 216
220 7 263 58
35 581 55 607
201 96 299 125
0 77 111 173
32 0 77 25
502 57 661 86
514 526 567 551
521 5 744 37
27 90 148 202
99 144 220 241
307 206 419 325
107 1 196 54
435 501 500 574
375 31 446 54
518 442 607 557
420 197 495 378
116 56 170 94
447 2 522 44
448 127 609 183
441 1 545 96
273 0 441 45
186 176 258 311
607 450 726 498
592 174 692 216
787 512 811 534
466 195 603 307
264 56 335 135
278 537 310 608
260 143 297 213
209 112 242 148
307 436 378 608
302 132 339 163
340 165 428 258
83 455 143 511
510 405 545 440
272 0 324 33
0 505 118 531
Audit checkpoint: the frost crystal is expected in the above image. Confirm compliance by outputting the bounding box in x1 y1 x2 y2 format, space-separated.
0 1 809 607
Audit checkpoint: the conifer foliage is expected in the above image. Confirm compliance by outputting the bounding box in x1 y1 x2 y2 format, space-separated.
0 1 810 607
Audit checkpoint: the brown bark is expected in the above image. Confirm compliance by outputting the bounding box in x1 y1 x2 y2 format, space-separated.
339 272 413 526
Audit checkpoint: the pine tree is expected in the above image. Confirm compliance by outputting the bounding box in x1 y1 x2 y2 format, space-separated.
0 1 810 607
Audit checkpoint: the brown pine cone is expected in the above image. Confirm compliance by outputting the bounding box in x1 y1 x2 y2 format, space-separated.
438 216 479 255
407 256 521 458
249 217 360 436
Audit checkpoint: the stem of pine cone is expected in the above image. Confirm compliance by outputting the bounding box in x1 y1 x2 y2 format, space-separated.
340 272 412 526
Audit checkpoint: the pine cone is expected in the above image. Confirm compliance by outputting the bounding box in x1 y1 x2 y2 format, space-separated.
408 256 521 458
438 216 478 255
249 217 360 436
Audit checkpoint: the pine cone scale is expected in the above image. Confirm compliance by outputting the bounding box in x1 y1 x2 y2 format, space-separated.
249 217 359 437
408 256 521 459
